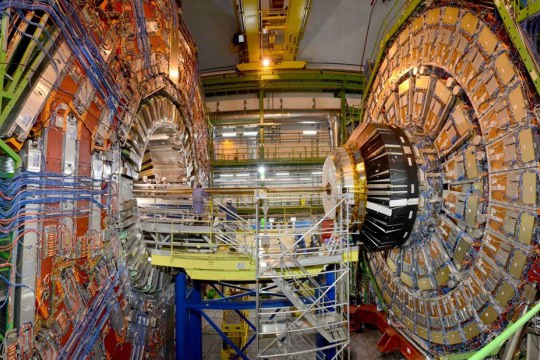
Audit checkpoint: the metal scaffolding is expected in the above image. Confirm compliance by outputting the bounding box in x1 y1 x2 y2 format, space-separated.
148 186 354 359
254 192 351 359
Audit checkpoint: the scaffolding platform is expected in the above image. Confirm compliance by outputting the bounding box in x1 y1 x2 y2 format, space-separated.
146 191 354 358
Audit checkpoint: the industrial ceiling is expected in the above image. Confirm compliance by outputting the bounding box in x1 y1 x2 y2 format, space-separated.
183 0 404 73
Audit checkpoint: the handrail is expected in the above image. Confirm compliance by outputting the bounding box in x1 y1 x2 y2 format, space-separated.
212 198 252 228
139 192 340 256
212 144 332 161
469 301 540 360
258 197 347 275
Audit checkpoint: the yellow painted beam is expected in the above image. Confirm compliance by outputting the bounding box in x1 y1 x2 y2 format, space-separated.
265 25 286 30
243 0 260 63
237 60 306 71
261 15 286 22
152 248 358 281
152 253 257 281
283 0 310 61
262 49 285 57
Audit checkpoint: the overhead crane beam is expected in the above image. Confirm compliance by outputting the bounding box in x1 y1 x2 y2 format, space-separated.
282 0 310 61
237 0 309 71
241 0 261 64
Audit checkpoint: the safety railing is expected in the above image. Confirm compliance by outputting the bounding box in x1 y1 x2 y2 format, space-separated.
138 206 255 255
212 192 324 214
213 144 332 162
257 197 347 274
134 186 325 213
135 188 346 260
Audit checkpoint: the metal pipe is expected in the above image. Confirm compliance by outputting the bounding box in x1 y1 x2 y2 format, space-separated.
470 301 540 360
502 304 529 360
213 109 338 124
328 113 340 149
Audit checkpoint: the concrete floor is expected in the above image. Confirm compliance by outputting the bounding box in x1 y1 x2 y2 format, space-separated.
349 329 405 360
200 310 405 359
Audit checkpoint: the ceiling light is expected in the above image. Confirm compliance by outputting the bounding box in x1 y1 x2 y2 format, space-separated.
303 130 317 135
222 132 237 137
236 173 250 177
301 121 317 124
311 171 323 175
220 174 234 177
276 172 289 176
243 131 258 136
262 58 271 67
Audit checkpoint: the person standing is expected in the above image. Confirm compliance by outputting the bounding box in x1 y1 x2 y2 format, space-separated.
192 183 208 220
223 199 238 221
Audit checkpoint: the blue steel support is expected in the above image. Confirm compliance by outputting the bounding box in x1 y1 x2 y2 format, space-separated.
176 272 187 360
316 268 337 359
327 267 336 312
210 284 256 331
176 278 299 359
187 281 203 360
189 298 293 310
